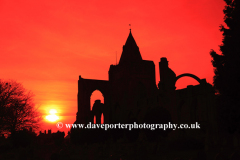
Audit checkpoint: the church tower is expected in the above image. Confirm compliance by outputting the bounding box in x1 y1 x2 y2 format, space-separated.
118 29 142 65
108 29 157 123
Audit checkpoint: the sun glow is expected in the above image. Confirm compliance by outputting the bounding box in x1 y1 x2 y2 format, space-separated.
46 109 59 122
49 109 57 114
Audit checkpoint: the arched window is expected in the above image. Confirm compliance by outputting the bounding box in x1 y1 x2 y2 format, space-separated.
94 115 96 124
90 90 104 123
101 113 104 124
90 90 104 110
175 77 199 89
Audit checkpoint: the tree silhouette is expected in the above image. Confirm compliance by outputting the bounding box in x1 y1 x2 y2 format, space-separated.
0 80 42 135
210 0 240 133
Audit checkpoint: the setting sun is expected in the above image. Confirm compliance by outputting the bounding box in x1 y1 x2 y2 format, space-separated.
46 109 59 122
49 109 57 114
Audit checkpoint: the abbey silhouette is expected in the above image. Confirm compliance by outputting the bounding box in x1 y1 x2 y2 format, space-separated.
74 29 216 141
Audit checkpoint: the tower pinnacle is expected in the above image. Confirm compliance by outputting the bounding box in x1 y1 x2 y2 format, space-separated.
118 29 142 65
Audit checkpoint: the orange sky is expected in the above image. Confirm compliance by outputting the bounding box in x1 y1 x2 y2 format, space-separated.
0 0 225 134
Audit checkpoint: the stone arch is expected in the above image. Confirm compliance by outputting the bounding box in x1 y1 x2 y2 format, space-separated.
77 77 110 124
101 113 104 124
175 73 201 85
93 115 96 124
90 90 104 111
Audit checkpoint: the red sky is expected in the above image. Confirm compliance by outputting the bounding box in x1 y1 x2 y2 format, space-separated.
0 0 225 134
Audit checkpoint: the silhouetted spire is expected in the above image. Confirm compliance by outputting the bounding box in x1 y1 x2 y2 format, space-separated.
119 30 142 65
125 29 137 47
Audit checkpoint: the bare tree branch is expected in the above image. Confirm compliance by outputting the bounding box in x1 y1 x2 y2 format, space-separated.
0 80 42 135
